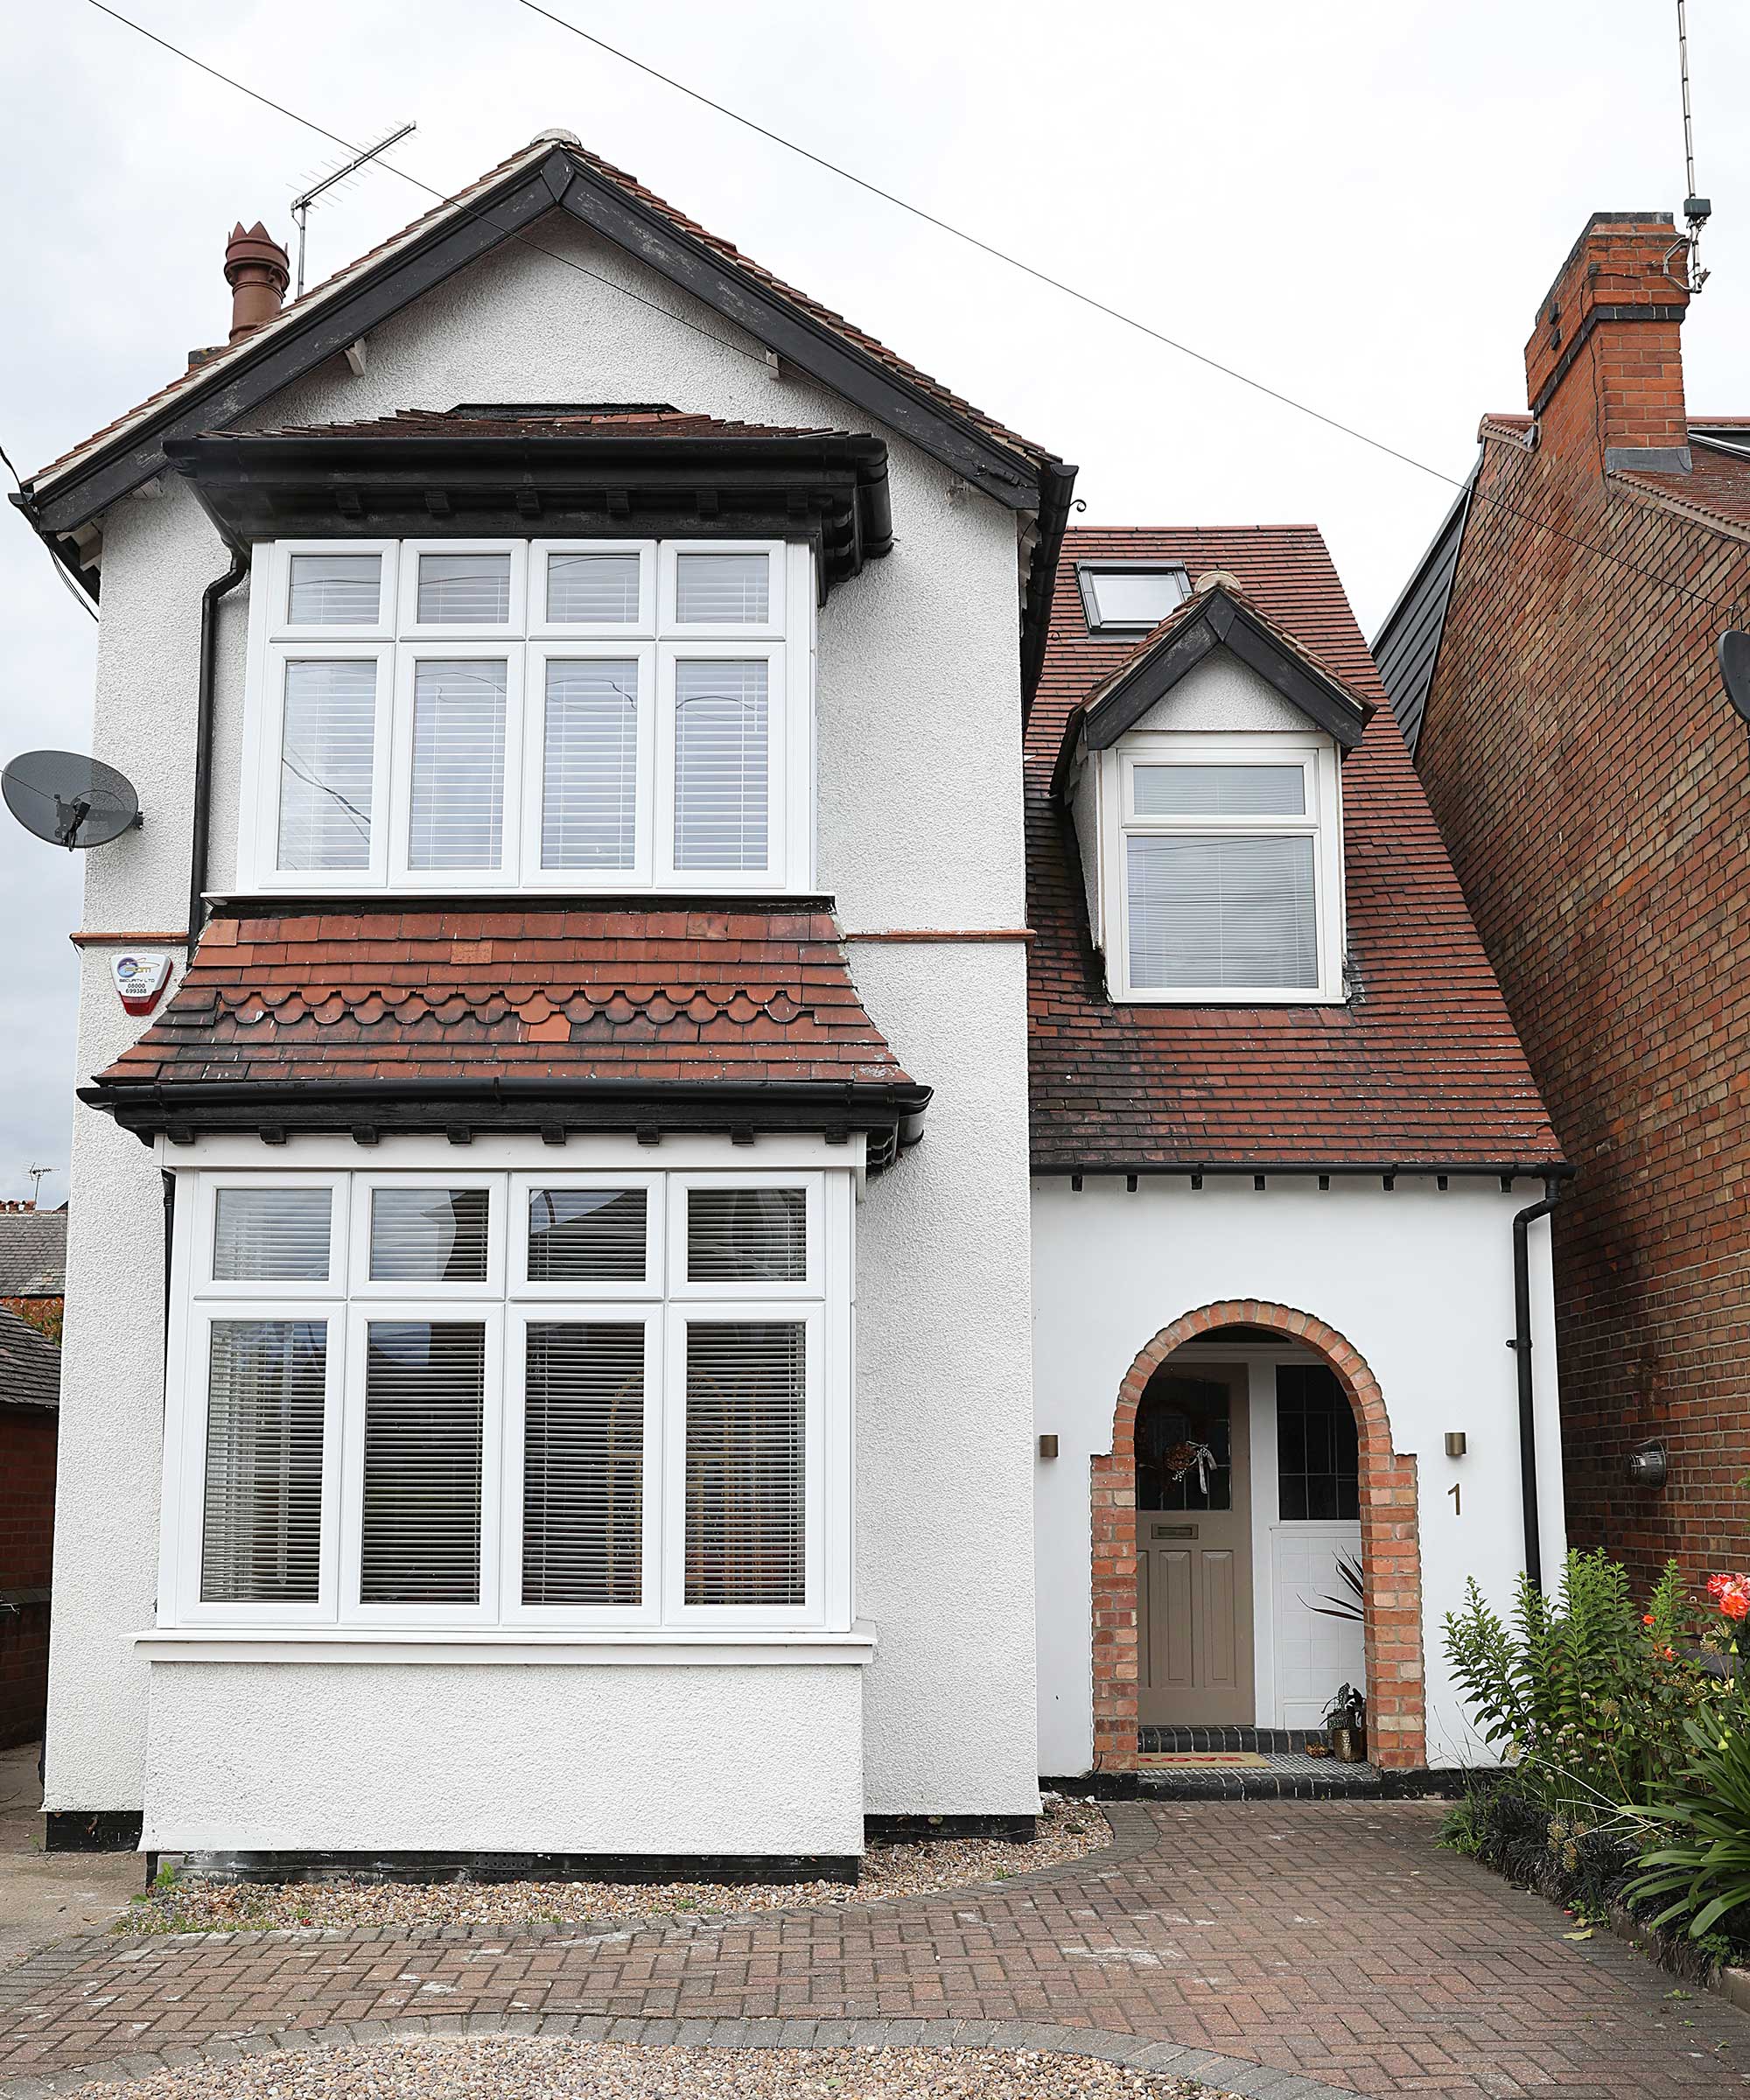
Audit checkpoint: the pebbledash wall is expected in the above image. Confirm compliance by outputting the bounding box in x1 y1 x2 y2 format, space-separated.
46 209 1038 1850
1030 1173 1566 1774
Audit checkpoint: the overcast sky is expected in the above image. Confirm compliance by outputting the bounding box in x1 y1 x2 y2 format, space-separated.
3 0 1746 1207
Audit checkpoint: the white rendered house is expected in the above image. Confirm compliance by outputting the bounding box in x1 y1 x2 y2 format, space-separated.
18 135 1565 1869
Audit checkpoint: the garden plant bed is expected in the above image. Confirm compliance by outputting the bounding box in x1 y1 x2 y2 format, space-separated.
127 1797 1110 1936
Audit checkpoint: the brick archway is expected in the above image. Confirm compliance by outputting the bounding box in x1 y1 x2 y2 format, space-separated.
1092 1300 1425 1770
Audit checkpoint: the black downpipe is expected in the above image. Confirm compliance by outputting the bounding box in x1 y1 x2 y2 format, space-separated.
1508 1177 1564 1591
188 553 249 949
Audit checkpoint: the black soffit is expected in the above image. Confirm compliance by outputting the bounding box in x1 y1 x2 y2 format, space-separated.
163 427 893 593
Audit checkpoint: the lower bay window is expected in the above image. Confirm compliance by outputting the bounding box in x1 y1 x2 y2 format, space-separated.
162 1167 851 1634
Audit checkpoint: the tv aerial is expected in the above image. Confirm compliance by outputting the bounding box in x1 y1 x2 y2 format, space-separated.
2 749 142 850
290 122 416 298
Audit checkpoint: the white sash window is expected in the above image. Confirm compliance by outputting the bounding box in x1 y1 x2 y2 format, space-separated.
1104 732 1344 1004
163 1166 850 1634
242 538 812 892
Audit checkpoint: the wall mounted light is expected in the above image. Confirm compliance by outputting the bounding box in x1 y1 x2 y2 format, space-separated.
1039 1434 1059 1460
1627 1441 1669 1488
1444 1432 1467 1459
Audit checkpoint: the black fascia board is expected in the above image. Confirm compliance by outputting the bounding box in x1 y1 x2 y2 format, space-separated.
80 1074 933 1174
164 428 892 589
1079 591 1371 757
30 147 1051 537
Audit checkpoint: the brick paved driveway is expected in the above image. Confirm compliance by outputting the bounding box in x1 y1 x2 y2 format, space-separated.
1 1802 1745 2097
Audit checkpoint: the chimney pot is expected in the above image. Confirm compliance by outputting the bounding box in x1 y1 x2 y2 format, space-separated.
223 220 290 343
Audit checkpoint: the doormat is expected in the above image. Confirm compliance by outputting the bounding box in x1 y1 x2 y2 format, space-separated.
1137 1750 1270 1768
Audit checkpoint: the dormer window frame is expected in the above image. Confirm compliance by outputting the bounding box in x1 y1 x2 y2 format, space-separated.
237 535 816 898
1099 729 1347 1006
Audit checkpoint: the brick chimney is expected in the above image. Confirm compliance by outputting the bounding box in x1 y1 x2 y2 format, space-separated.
1523 213 1691 473
223 220 290 342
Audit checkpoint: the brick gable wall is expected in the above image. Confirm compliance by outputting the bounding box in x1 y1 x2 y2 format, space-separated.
1412 222 1750 1587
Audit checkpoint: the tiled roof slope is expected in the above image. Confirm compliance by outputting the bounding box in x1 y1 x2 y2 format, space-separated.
0 1305 60 1411
96 902 915 1092
0 1208 66 1296
1614 438 1750 535
1028 526 1564 1172
29 137 1053 494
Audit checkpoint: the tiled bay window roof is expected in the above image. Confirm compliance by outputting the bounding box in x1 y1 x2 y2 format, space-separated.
1027 527 1565 1175
86 900 928 1170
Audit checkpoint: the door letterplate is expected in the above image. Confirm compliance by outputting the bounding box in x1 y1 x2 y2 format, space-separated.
1151 1522 1197 1540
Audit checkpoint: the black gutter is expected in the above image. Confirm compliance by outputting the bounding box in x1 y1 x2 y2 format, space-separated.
1038 1160 1576 1183
1020 460 1079 718
1508 1176 1564 1592
188 553 250 948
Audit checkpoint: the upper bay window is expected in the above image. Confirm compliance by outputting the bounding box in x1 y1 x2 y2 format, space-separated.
241 539 813 893
165 1166 850 1633
1104 733 1344 1003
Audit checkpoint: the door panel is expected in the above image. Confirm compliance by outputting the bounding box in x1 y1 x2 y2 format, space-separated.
1136 1362 1254 1726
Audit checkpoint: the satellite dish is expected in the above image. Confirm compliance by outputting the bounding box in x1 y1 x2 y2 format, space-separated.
3 750 142 850
1721 633 1750 728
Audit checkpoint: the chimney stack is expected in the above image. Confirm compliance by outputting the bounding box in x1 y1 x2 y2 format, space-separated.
223 221 290 342
1523 213 1691 473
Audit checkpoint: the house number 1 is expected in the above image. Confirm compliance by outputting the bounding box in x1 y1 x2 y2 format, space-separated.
1447 1481 1461 1516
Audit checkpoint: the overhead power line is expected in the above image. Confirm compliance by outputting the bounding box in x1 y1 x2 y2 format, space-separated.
71 0 1746 628
0 438 100 621
510 0 1743 624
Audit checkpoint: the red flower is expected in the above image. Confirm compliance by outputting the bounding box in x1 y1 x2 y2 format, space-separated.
1643 1614 1656 1626
1724 1590 1750 1623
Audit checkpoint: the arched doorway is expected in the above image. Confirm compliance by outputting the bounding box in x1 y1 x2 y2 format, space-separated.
1091 1300 1426 1770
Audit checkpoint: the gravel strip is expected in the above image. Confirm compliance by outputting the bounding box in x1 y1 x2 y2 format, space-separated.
127 1797 1109 1936
62 2036 1235 2099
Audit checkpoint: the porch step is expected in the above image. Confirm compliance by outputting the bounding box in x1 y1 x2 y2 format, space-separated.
1140 1725 1320 1755
1134 1748 1382 1801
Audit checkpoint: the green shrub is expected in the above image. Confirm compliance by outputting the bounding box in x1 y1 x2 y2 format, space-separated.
1627 1708 1750 1940
1443 1551 1707 1813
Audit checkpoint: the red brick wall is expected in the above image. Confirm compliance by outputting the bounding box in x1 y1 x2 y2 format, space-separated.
1413 222 1750 1590
1090 1302 1426 1771
0 1408 56 1749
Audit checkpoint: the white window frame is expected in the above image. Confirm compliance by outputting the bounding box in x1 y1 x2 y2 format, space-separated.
237 537 815 894
396 538 528 638
522 641 657 887
160 1161 853 1637
660 539 787 640
1102 731 1346 1004
266 538 400 641
250 641 396 890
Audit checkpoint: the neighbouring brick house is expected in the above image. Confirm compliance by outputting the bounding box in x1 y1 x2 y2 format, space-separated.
16 131 1562 1865
0 1306 60 1748
1374 211 1750 1591
0 1201 66 1343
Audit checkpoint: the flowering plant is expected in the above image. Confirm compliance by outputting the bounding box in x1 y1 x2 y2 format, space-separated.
1707 1572 1750 1626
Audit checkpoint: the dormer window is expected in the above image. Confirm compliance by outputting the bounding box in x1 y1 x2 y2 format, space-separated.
239 537 812 894
1077 564 1190 633
1112 736 1340 1001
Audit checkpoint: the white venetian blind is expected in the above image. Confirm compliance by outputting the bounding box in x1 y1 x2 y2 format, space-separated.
409 659 507 869
527 1187 648 1282
287 552 382 626
276 660 377 871
1132 764 1306 817
1127 834 1318 990
675 552 770 623
547 551 640 623
200 1319 326 1604
672 659 768 870
212 1186 332 1282
686 1187 805 1283
369 1187 490 1283
541 659 638 870
684 1322 806 1606
417 551 511 624
522 1322 645 1606
360 1320 486 1605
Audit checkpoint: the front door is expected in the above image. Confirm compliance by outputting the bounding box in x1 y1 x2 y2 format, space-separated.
1135 1361 1254 1726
